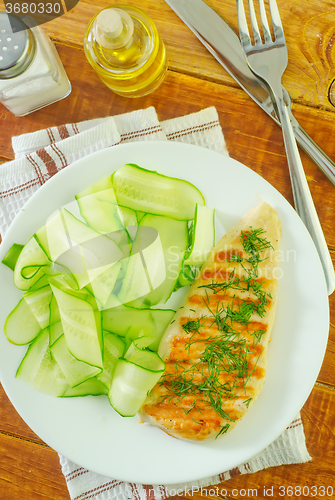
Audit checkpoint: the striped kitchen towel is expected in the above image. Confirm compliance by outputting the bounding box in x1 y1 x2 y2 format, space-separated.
59 415 309 500
0 106 311 500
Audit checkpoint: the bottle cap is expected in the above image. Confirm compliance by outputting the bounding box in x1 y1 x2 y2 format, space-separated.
93 8 134 49
0 13 35 79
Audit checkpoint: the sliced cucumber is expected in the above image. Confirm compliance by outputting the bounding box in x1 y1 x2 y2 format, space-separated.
86 261 122 307
81 234 122 282
4 298 41 345
37 209 123 289
123 327 153 352
49 294 63 346
123 309 176 352
124 342 165 370
149 308 176 351
49 320 63 346
103 299 175 351
112 164 204 220
136 211 146 223
62 377 108 397
109 344 165 417
117 251 152 305
184 204 215 266
14 236 51 290
16 329 68 397
120 214 188 307
2 162 212 414
96 332 125 389
50 293 60 321
23 285 52 329
85 292 104 358
51 335 101 388
48 273 88 299
76 189 123 234
28 273 50 291
48 273 82 293
176 264 197 288
42 208 99 260
102 300 153 337
2 243 24 271
34 225 51 260
51 285 103 369
103 293 123 310
75 174 113 197
117 206 138 235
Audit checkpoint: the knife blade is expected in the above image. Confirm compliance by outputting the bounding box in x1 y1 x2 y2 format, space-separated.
165 0 335 187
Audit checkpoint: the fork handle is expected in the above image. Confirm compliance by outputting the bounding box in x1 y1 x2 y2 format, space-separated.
290 114 335 187
276 94 335 295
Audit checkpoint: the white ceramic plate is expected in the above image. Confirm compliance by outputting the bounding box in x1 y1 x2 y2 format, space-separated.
0 141 329 485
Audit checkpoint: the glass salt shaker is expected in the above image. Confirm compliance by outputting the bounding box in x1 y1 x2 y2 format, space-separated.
0 13 71 117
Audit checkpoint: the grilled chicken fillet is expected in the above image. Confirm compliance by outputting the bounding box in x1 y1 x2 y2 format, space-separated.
139 202 281 440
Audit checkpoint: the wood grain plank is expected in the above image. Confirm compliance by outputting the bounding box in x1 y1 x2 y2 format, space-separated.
0 383 45 444
0 432 69 500
316 250 335 387
1 0 334 112
203 0 335 112
319 324 335 387
0 44 335 247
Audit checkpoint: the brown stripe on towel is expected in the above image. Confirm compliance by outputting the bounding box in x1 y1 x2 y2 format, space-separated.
130 483 142 500
0 178 42 199
58 124 70 140
166 120 221 141
36 149 58 177
46 127 56 144
73 480 123 500
27 154 46 186
65 467 89 482
72 122 80 135
143 484 156 500
50 143 68 170
120 125 163 141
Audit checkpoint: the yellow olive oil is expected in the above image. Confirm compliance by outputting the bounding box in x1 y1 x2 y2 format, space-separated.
84 5 167 97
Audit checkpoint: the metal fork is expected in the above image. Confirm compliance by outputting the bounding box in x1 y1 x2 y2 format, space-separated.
237 0 335 295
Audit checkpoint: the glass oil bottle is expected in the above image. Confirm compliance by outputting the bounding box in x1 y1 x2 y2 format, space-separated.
83 5 167 97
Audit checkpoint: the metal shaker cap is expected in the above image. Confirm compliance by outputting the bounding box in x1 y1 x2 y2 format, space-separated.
0 13 35 79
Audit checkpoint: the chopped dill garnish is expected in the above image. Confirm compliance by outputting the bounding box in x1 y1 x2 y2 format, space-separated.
243 398 252 408
191 418 204 425
241 227 274 254
182 317 206 334
215 423 230 439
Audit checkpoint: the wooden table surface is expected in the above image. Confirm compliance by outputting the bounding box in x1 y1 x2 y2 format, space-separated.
0 1 335 499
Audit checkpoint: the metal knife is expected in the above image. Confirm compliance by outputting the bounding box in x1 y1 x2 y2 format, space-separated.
164 0 335 187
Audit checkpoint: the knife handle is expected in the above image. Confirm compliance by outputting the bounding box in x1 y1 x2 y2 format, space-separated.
290 115 335 187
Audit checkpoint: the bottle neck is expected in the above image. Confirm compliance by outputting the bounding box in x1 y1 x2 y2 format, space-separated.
93 8 134 50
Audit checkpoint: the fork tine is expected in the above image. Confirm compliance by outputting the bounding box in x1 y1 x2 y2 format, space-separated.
258 0 272 43
236 0 251 48
268 0 285 40
248 0 262 45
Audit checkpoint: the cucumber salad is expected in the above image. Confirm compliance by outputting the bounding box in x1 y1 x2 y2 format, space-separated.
2 163 215 417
